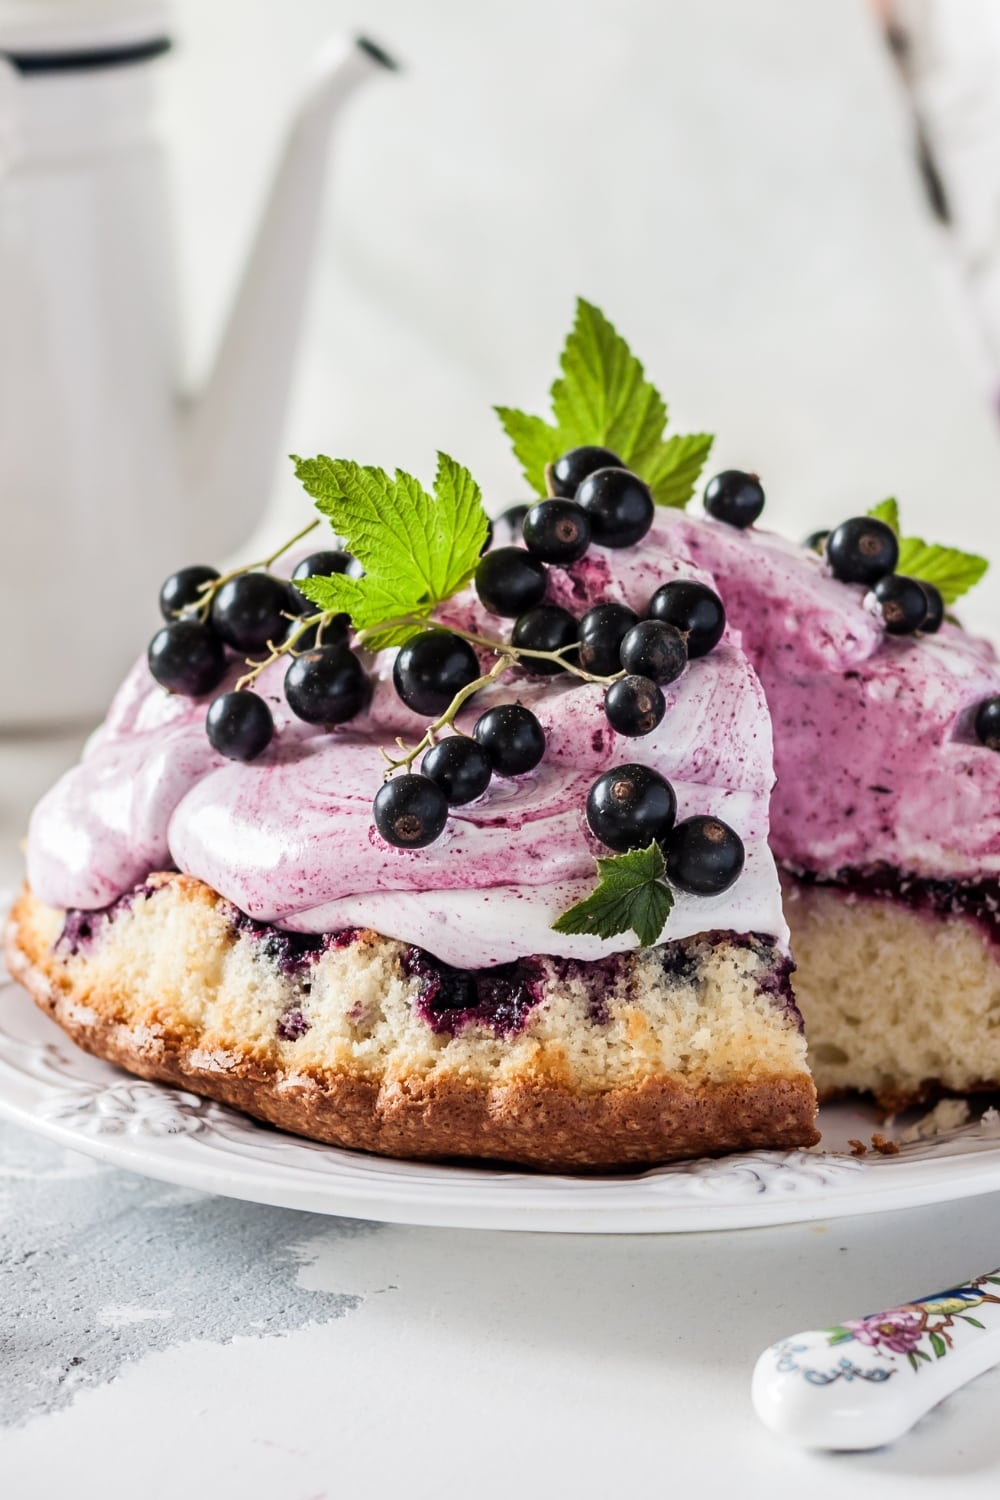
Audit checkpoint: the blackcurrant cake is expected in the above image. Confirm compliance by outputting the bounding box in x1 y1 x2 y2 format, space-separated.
5 304 824 1172
7 482 818 1168
11 296 994 1170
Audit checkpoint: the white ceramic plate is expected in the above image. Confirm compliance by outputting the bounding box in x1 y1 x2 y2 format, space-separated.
4 974 1000 1233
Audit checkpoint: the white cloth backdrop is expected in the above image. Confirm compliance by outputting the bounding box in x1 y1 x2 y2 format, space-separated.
164 0 1000 635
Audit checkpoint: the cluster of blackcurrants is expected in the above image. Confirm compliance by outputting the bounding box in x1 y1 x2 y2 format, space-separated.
148 549 371 761
373 703 545 849
376 726 744 896
464 445 729 738
808 517 944 637
700 465 950 639
702 472 1000 759
588 764 745 896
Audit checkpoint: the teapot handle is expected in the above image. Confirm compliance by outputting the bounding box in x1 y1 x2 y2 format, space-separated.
0 57 18 175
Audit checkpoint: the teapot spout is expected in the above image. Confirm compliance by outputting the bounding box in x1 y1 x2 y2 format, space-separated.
180 34 396 555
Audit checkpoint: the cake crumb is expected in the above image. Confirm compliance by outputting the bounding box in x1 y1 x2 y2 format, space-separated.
871 1133 900 1156
848 1138 867 1156
899 1098 972 1144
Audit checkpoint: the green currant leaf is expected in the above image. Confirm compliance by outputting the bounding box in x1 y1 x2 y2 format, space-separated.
867 497 900 534
552 842 674 946
292 451 489 647
495 298 713 508
895 537 988 606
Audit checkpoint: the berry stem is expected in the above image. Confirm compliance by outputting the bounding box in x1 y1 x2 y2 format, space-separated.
355 615 621 685
380 653 514 773
234 610 332 691
543 462 556 499
443 622 623 686
190 519 323 619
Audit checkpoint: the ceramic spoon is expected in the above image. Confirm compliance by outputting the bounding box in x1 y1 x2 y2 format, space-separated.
752 1268 1000 1449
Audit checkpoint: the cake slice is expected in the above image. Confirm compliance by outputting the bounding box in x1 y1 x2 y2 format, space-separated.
6 480 817 1170
664 495 1000 1110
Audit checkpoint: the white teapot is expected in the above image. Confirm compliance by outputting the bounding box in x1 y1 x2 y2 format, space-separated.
0 3 394 728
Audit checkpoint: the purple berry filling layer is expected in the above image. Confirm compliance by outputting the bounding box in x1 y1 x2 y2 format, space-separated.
788 864 1000 950
56 881 161 956
401 948 544 1038
53 881 799 1044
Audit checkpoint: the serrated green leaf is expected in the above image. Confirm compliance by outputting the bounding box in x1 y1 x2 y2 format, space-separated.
492 408 555 500
867 498 900 534
896 536 988 606
914 1347 932 1362
552 842 673 946
643 433 715 508
292 451 489 641
494 298 713 508
929 1332 948 1359
957 1315 986 1328
551 299 668 463
907 1351 919 1371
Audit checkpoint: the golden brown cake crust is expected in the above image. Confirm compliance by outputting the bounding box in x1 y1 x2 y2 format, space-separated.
4 880 818 1171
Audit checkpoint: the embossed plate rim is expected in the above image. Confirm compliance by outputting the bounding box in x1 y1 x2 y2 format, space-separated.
3 976 1000 1232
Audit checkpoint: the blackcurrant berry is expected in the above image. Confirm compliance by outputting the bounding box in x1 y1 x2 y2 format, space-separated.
473 703 546 775
575 468 654 549
872 574 928 635
422 736 493 804
918 581 944 634
647 580 726 659
510 605 578 674
474 547 548 617
586 764 677 853
825 517 899 586
664 815 745 895
284 646 370 725
211 572 290 651
578 603 640 676
703 470 765 528
373 774 449 848
206 691 274 761
550 446 624 499
976 697 1000 750
496 504 530 541
803 530 830 554
392 630 481 716
289 549 361 613
522 499 592 564
158 564 219 621
604 675 666 737
619 621 687 685
148 620 227 697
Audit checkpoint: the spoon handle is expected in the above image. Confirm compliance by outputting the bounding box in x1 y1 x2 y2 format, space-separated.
752 1267 1000 1449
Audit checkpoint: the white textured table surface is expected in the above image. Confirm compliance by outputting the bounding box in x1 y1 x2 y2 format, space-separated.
7 1 1000 1494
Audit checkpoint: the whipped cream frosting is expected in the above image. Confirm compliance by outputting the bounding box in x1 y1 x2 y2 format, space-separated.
663 512 1000 880
27 516 787 969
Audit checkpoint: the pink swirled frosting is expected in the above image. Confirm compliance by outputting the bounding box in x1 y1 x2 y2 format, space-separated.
27 515 785 968
662 512 1000 880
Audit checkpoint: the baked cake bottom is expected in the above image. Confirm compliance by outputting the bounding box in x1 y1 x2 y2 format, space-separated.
784 868 1000 1112
3 874 817 1171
